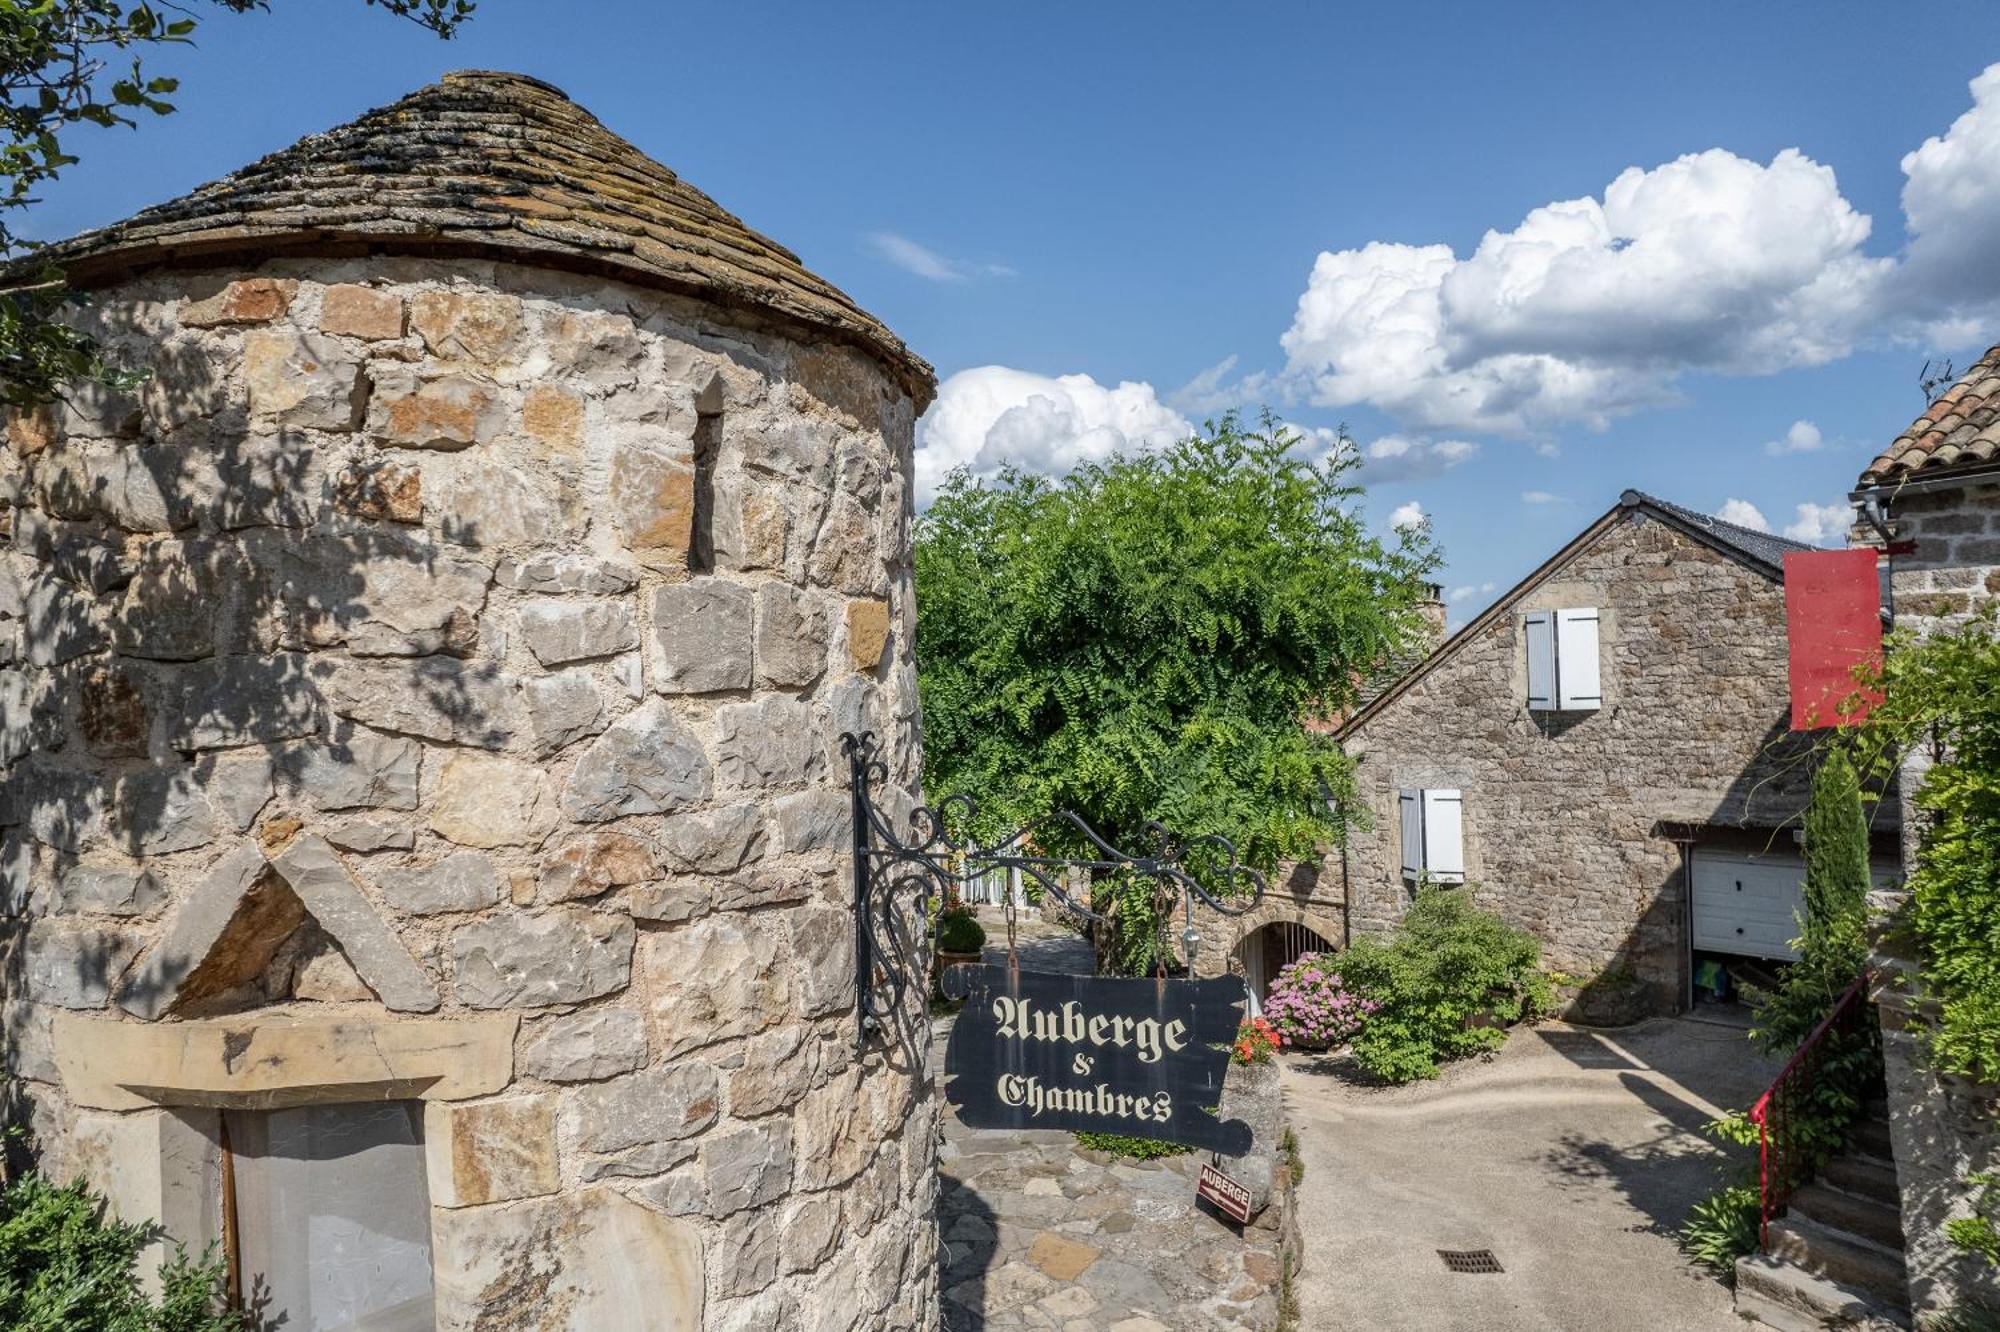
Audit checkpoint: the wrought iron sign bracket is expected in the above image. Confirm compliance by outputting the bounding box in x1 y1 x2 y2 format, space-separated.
841 731 1268 1055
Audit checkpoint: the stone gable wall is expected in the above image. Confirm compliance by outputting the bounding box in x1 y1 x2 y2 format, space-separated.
0 257 936 1332
1336 510 1814 1012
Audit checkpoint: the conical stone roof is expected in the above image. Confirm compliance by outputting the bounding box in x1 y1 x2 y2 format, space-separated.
44 69 934 406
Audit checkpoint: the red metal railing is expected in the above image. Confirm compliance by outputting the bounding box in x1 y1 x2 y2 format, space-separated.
1748 973 1872 1249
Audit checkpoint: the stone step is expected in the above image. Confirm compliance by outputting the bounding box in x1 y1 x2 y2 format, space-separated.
1821 1153 1901 1208
1735 1252 1910 1332
1852 1115 1895 1161
1789 1180 1905 1251
1767 1215 1908 1304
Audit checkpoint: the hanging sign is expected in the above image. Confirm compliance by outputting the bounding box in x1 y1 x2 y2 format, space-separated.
942 964 1251 1154
1197 1162 1254 1224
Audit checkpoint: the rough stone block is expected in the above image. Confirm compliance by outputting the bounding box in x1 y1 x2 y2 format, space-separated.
519 599 637 667
755 586 828 688
562 1063 719 1155
368 369 502 450
538 831 659 903
522 385 583 450
331 459 422 524
270 834 440 1012
789 907 857 1019
429 752 557 849
318 284 405 341
774 789 849 857
807 496 880 595
166 654 322 751
22 919 137 1008
451 907 633 1009
518 1008 648 1083
377 851 505 915
497 554 638 595
430 1189 701 1332
409 290 525 364
642 914 787 1058
181 278 296 328
243 328 364 431
194 750 275 831
610 439 694 571
562 699 712 822
703 1119 794 1218
425 1095 559 1207
315 657 522 750
524 670 605 756
435 461 557 549
659 804 766 874
713 697 815 792
322 818 414 853
650 581 753 693
845 598 890 671
281 727 420 812
56 864 164 917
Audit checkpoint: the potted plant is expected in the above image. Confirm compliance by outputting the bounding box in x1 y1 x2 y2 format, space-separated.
935 895 987 974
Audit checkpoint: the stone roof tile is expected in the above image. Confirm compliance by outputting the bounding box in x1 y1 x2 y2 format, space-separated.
1860 344 2000 487
41 70 934 407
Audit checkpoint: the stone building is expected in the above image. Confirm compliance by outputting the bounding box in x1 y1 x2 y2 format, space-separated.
1850 347 2000 1320
0 72 937 1331
1323 490 1898 1018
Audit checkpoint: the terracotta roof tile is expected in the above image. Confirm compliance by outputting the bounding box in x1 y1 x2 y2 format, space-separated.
40 70 934 407
1860 344 2000 487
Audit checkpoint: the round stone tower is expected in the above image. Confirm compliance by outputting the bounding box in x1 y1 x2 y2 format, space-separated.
0 71 935 1331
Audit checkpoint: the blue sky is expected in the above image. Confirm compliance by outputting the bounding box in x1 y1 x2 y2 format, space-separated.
29 2 2000 619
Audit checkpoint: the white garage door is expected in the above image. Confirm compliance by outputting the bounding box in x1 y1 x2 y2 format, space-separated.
1690 847 1806 961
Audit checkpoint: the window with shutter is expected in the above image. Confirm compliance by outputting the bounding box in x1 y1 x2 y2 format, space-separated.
1398 789 1422 880
1555 609 1601 710
1421 789 1465 882
1398 787 1465 884
1524 606 1601 712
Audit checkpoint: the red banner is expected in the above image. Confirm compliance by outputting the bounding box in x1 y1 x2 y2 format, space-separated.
1784 549 1883 730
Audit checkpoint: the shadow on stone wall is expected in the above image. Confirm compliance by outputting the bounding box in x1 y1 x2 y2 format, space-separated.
1 291 511 1162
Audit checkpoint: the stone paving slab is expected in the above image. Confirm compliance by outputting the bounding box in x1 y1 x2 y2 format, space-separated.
937 913 1285 1331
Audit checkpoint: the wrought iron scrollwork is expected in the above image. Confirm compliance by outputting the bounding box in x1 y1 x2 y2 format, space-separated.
843 731 1267 1055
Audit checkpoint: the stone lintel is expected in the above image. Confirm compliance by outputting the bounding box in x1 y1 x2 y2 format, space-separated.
53 1010 517 1111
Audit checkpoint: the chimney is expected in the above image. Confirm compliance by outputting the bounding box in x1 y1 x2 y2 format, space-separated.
1418 581 1447 648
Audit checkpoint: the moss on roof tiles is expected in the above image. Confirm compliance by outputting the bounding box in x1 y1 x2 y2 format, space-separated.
42 69 934 408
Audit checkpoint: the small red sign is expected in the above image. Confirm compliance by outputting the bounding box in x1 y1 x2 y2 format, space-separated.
1197 1161 1253 1224
1784 549 1883 730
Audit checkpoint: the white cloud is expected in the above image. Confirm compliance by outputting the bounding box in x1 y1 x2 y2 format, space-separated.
868 232 1014 283
914 366 1192 503
1167 355 1272 417
1359 434 1480 483
1446 580 1496 603
1716 498 1772 532
1764 419 1825 455
1281 148 1890 435
1897 64 2000 335
1389 500 1428 532
1783 501 1852 545
1521 489 1563 504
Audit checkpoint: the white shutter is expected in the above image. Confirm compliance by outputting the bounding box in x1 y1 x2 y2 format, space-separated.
1556 608 1601 710
1398 790 1422 880
1421 789 1465 883
1525 612 1556 710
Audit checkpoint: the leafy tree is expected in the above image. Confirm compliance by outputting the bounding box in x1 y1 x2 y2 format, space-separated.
0 0 474 407
1750 746 1874 1054
914 411 1439 972
1839 613 2000 1084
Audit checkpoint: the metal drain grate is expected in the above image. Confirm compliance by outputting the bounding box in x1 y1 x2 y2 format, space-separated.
1437 1249 1505 1274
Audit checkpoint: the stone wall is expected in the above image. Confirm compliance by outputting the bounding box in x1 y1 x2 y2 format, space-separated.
0 256 937 1331
1859 478 2000 1322
1334 510 1818 1013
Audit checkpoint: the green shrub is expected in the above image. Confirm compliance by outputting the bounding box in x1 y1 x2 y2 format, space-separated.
1072 1131 1191 1161
0 1170 244 1332
1335 887 1552 1083
936 908 986 954
1678 1182 1760 1277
